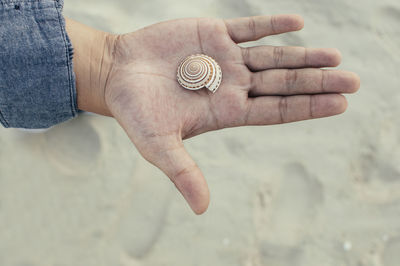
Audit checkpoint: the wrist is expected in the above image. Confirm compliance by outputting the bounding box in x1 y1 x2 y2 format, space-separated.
65 18 117 117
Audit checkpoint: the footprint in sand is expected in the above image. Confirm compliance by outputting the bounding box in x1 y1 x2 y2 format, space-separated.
254 162 324 248
373 6 400 60
381 237 400 266
350 118 400 204
113 161 173 259
41 115 102 176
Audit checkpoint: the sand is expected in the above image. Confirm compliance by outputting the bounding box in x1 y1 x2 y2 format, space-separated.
0 0 399 265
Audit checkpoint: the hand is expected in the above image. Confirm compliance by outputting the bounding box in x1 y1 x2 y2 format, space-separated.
66 15 360 214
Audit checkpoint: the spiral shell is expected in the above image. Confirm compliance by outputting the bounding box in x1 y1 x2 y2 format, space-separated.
177 54 222 93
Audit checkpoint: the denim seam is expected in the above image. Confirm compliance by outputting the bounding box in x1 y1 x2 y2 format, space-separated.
53 0 77 118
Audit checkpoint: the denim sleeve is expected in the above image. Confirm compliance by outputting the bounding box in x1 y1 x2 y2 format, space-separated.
0 0 77 129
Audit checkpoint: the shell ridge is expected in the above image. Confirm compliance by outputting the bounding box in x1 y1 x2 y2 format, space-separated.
177 54 222 92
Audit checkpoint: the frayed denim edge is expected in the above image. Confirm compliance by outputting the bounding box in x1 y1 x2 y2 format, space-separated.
0 109 9 128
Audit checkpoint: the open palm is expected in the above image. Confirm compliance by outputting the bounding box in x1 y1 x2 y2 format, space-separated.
104 15 360 214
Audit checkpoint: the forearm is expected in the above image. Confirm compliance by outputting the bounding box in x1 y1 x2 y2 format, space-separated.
65 18 116 117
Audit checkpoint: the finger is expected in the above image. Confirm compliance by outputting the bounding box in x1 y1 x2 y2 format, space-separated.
245 94 348 126
250 69 360 96
224 14 304 43
142 136 210 215
242 46 342 71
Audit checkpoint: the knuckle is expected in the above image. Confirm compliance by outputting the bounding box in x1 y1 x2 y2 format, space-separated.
303 47 309 65
284 69 298 93
321 70 327 92
173 164 198 183
273 46 284 68
319 70 328 93
243 99 253 125
248 17 257 39
250 73 257 90
309 95 316 118
241 47 250 64
270 15 277 34
255 71 265 92
278 97 289 123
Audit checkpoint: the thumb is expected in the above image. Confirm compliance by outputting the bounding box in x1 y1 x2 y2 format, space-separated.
144 136 210 215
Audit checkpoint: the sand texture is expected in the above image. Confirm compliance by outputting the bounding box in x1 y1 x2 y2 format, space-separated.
0 0 399 265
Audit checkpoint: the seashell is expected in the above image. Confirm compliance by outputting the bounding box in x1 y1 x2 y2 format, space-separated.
177 54 222 93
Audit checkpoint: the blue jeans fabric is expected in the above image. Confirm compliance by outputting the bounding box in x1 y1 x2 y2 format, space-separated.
0 0 77 129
